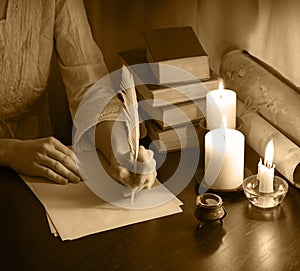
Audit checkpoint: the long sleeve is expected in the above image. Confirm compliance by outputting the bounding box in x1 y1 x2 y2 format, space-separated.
54 0 109 120
53 0 124 151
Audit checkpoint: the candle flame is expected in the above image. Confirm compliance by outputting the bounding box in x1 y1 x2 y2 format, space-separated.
219 81 224 91
221 115 227 129
264 140 274 168
219 81 224 99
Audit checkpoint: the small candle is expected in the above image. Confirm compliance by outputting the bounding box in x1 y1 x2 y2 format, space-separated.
258 140 275 193
206 81 236 130
204 116 245 190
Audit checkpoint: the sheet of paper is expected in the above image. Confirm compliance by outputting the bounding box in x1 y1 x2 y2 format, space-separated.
20 152 183 241
46 213 58 237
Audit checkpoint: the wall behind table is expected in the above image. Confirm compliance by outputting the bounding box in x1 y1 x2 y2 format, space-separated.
84 0 300 88
194 0 300 87
83 0 197 72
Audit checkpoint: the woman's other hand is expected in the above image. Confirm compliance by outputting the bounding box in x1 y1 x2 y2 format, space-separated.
0 137 82 184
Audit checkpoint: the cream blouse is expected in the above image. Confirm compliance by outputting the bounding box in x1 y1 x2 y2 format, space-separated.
0 0 121 141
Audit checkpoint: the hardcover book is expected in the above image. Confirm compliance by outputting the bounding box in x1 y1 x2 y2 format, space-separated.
138 91 205 130
143 26 210 84
146 120 200 153
119 48 219 107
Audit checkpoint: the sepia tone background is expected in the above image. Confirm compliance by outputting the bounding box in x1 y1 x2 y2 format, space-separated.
49 0 300 143
83 0 300 85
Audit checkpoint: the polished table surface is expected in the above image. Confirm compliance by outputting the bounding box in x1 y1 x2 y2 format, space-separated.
1 147 300 271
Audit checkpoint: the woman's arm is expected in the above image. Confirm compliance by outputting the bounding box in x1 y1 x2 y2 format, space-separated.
54 0 108 120
53 0 156 189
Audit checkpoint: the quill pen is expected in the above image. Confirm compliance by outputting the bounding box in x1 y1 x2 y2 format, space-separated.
119 65 140 204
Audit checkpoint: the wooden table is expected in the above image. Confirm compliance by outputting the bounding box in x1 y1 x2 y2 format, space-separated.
1 147 299 271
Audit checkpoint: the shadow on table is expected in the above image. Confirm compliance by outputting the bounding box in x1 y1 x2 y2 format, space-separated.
193 222 226 255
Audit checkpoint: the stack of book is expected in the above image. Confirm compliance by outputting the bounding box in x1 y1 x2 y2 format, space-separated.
119 26 220 152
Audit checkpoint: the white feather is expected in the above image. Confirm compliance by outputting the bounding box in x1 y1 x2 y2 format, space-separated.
119 65 140 161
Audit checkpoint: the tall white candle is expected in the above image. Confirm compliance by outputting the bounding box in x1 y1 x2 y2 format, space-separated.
206 81 236 130
204 119 245 190
258 140 275 193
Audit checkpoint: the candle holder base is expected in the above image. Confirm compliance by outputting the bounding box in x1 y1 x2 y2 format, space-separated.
242 175 289 209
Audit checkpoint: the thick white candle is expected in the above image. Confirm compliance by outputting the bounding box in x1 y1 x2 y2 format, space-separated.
258 140 275 193
206 81 236 130
204 126 245 190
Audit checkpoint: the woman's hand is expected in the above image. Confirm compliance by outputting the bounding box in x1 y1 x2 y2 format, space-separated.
96 121 157 191
0 137 82 184
109 146 157 191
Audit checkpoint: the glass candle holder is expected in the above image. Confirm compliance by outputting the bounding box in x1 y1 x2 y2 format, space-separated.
242 175 289 208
